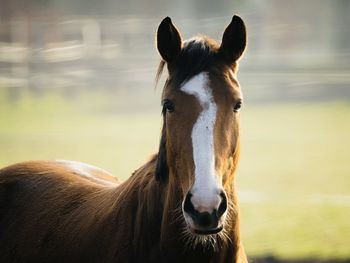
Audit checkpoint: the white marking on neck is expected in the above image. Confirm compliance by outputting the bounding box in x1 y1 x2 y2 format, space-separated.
180 72 220 212
56 160 116 186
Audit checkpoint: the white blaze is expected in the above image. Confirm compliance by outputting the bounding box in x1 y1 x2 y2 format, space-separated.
180 72 221 212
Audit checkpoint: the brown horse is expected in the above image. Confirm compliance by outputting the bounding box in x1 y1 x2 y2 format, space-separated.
0 15 247 263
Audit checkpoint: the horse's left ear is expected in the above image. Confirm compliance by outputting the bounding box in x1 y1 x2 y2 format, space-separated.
219 15 247 64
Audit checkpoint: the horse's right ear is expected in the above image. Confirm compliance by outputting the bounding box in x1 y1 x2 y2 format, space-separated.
157 17 182 63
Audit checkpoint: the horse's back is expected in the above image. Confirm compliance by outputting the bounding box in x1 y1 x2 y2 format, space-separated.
0 160 119 186
0 160 120 262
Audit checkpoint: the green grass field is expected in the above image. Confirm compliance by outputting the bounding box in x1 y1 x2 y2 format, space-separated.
0 90 349 260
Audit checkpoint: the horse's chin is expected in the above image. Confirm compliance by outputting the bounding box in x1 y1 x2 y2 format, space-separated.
183 223 224 251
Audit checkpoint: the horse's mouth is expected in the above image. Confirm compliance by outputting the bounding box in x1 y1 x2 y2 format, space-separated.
183 212 225 236
191 225 223 235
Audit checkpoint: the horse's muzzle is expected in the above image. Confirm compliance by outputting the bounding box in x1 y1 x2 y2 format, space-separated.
182 192 227 235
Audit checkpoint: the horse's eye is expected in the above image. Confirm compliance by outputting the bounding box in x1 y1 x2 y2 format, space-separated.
233 101 243 112
163 100 175 113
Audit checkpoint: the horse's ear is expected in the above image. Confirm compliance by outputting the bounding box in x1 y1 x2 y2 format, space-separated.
219 15 247 64
155 122 168 181
157 17 182 63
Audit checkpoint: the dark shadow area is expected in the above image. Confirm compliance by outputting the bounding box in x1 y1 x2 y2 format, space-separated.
251 256 350 263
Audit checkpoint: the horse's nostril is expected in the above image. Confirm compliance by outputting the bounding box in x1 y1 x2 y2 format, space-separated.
217 191 228 217
183 192 195 215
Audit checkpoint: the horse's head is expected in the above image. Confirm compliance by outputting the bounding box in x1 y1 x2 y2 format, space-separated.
155 16 246 238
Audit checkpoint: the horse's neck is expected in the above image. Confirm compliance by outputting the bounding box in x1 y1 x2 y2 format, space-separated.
109 156 165 260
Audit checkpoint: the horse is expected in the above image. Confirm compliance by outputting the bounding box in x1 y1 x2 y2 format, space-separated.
0 15 247 263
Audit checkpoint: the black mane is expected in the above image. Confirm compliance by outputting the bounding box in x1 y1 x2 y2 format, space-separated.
157 37 220 88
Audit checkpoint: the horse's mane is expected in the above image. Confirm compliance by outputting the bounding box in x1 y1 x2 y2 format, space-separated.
155 36 220 88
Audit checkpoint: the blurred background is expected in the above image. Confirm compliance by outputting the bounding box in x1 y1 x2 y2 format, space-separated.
0 0 349 261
